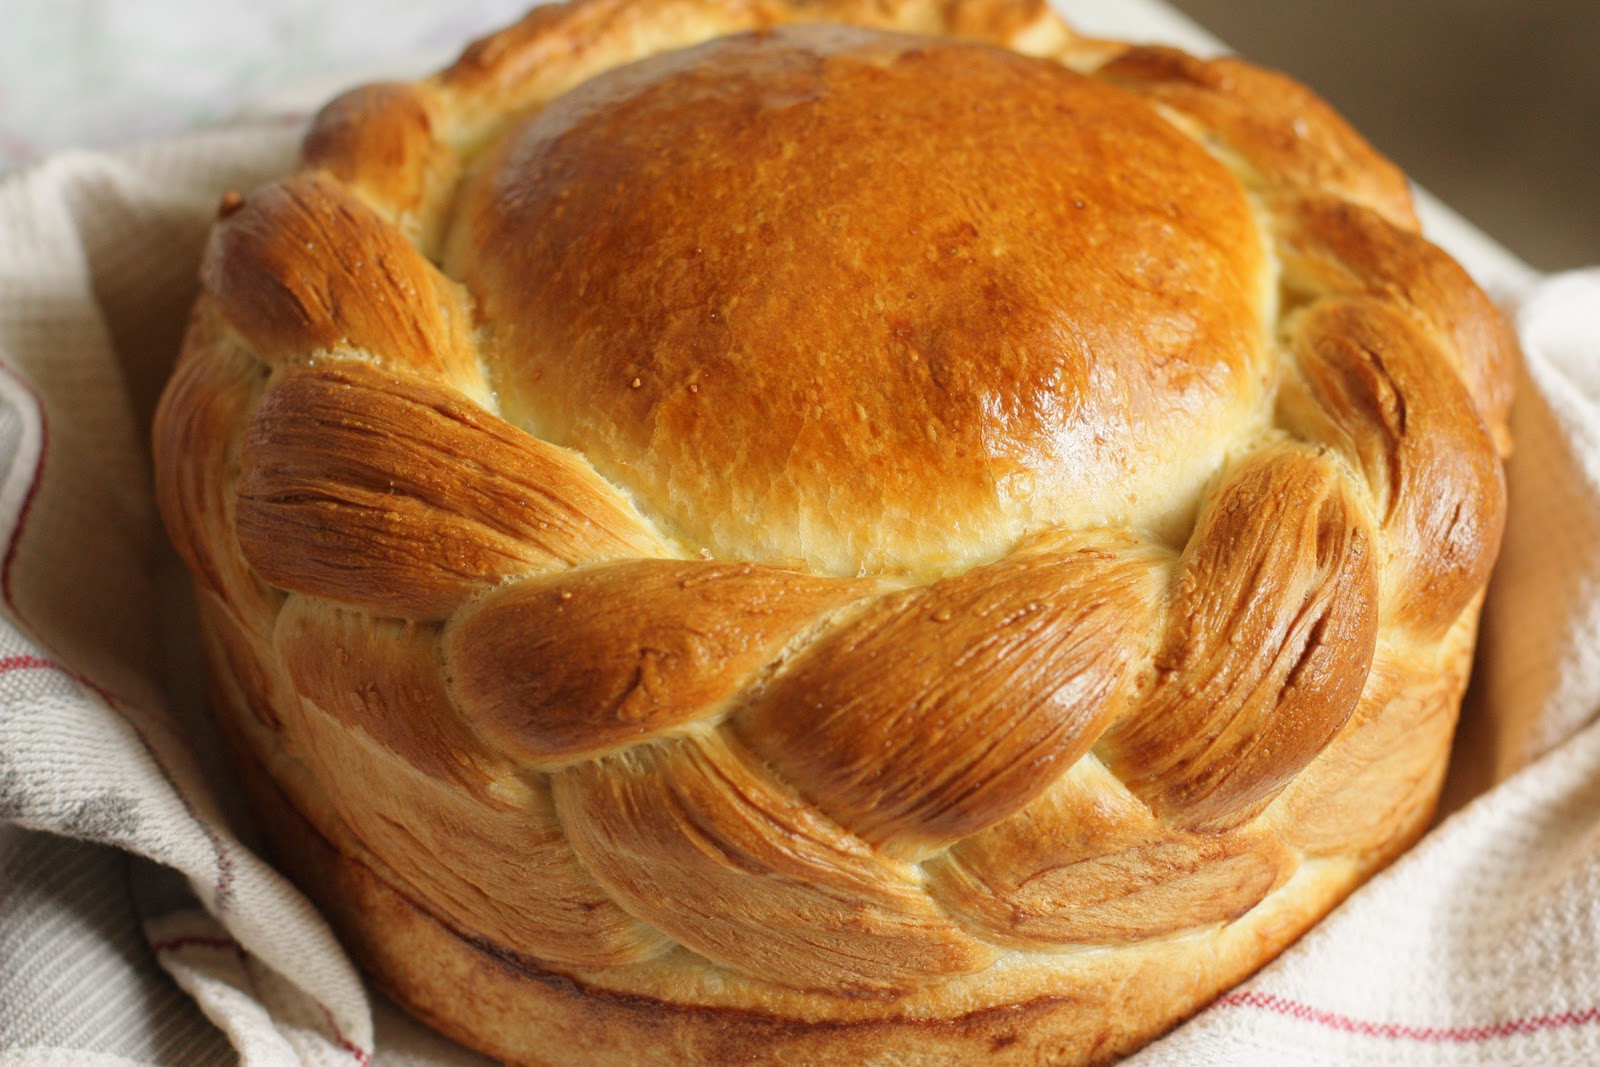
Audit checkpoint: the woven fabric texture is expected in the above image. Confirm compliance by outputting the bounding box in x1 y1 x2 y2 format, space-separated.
0 46 1596 1067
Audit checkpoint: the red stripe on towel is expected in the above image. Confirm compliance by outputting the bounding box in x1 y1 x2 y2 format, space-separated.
1215 990 1600 1043
152 936 372 1064
0 652 59 673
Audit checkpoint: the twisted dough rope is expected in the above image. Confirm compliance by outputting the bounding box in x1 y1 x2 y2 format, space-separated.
154 0 1513 999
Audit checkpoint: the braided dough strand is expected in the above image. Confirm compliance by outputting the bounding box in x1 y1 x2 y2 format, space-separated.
151 0 1517 1059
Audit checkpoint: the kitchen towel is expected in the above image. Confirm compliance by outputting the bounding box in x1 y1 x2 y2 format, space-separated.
1 51 1598 1067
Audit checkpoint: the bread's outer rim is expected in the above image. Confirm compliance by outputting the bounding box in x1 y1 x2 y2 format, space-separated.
152 0 1519 1062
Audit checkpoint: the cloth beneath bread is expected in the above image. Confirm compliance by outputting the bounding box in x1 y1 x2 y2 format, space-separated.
0 107 1597 1067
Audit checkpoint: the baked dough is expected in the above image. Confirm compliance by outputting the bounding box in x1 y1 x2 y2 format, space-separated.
153 0 1516 1062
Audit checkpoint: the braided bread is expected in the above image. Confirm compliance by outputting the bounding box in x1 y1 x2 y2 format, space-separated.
152 0 1516 1061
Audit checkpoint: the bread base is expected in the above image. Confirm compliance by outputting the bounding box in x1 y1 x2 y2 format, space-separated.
217 673 1389 1066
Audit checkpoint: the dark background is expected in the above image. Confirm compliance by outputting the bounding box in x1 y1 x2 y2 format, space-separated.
1168 0 1599 272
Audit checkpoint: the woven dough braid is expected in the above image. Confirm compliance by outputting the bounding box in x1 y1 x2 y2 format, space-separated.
153 0 1514 1053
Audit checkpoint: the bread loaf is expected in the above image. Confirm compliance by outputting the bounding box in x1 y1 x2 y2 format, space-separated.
152 0 1515 1061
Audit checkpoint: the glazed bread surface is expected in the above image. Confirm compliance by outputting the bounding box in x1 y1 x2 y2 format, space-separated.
152 0 1516 1062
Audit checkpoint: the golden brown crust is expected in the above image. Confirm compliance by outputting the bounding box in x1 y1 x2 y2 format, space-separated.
1099 448 1380 831
268 593 672 968
201 174 479 387
219 675 1358 1066
1095 47 1417 229
1274 195 1517 444
235 361 667 620
151 0 1518 1062
927 755 1296 947
449 25 1269 576
299 82 455 247
556 732 1000 994
447 560 872 764
735 531 1163 852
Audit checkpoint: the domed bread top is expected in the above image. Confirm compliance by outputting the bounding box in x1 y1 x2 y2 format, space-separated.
446 24 1272 577
153 0 1518 1061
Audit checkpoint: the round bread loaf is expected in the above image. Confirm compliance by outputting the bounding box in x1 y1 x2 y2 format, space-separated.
152 0 1516 1062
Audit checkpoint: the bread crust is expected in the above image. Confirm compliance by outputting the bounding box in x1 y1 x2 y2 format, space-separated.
213 599 1477 1064
152 0 1516 1061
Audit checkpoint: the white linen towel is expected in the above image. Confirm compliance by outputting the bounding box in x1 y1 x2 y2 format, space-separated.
0 54 1597 1067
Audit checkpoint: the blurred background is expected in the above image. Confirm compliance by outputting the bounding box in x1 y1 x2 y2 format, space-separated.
1168 0 1599 272
1 0 1594 272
